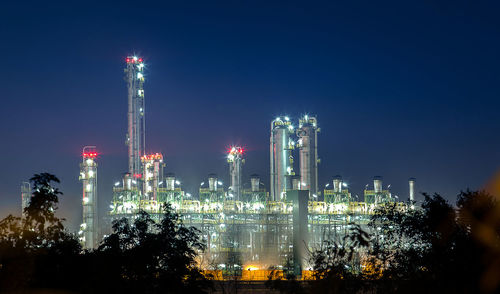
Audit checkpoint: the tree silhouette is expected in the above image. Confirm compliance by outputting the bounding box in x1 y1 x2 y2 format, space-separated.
0 173 81 293
93 205 212 294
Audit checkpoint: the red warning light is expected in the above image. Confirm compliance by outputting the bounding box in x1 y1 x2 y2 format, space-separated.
138 58 143 63
133 173 142 179
83 152 98 159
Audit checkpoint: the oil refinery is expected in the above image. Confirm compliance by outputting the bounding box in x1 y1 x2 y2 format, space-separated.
28 55 417 278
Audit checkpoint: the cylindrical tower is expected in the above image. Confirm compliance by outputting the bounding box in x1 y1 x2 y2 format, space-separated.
270 117 295 201
21 181 31 216
292 175 301 190
374 176 383 193
80 146 98 249
208 174 218 192
166 173 175 191
409 178 416 202
228 147 244 201
297 115 319 200
250 174 260 192
125 56 146 182
333 175 342 193
142 153 163 201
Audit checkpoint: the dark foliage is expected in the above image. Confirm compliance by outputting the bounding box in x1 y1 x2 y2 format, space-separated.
303 191 500 294
0 174 211 294
92 206 211 294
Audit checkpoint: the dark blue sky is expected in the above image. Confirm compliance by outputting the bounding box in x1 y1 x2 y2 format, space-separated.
1 0 499 230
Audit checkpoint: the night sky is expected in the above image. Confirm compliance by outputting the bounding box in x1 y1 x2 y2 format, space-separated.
1 1 499 230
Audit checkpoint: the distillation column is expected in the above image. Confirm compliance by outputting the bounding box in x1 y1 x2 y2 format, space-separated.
409 178 416 202
125 56 146 181
142 153 164 201
227 147 244 201
79 146 98 249
21 182 31 216
297 115 319 200
270 117 295 201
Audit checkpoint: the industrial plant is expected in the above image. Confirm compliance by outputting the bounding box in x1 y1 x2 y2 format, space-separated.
25 55 416 277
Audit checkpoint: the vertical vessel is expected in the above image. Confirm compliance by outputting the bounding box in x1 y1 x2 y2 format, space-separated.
296 115 319 200
227 146 244 201
21 182 31 216
79 146 98 249
270 117 295 201
125 56 146 181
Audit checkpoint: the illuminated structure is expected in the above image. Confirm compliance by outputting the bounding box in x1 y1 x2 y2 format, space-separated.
324 175 351 203
296 115 319 200
79 146 98 249
364 176 393 204
142 153 164 201
21 181 31 216
227 146 244 201
125 56 145 181
409 178 416 202
101 55 418 278
270 117 295 201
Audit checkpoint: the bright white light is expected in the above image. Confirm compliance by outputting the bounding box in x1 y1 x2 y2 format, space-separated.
88 170 94 177
133 56 138 61
200 182 205 186
325 183 330 187
175 180 180 185
285 116 290 121
275 117 280 121
83 197 89 204
132 180 137 184
342 183 348 187
217 181 223 185
158 181 163 185
305 115 309 120
114 181 120 186
137 72 144 79
288 125 294 131
86 159 93 165
186 193 191 197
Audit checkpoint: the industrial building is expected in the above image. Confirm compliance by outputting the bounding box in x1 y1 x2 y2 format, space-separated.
70 55 417 275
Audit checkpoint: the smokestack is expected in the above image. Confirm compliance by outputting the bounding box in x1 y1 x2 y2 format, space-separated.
250 174 260 192
333 175 342 193
409 178 416 202
166 173 175 191
208 174 217 192
374 176 382 193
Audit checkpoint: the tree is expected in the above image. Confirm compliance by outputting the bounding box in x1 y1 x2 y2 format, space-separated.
0 173 81 293
93 205 211 294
